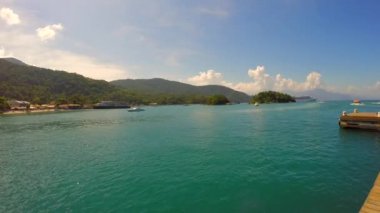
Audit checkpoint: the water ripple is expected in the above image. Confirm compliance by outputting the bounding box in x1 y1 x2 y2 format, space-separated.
1 103 380 212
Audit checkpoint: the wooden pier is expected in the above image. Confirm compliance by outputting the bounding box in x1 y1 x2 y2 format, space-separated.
339 111 380 131
360 173 380 213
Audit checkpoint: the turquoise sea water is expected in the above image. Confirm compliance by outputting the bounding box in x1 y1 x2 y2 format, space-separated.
1 101 380 212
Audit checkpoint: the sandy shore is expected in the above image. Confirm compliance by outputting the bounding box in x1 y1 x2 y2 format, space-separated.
2 109 63 115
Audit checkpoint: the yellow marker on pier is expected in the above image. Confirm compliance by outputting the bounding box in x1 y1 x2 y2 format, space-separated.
360 173 380 213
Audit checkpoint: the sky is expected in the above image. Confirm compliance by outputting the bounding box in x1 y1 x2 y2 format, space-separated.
0 0 380 97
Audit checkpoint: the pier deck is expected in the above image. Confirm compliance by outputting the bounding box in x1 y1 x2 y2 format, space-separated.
339 112 380 131
360 173 380 213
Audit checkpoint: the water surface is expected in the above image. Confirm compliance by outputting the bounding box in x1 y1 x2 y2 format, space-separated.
1 102 380 212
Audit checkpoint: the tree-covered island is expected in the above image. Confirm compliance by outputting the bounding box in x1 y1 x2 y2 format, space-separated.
251 91 295 104
207 94 230 105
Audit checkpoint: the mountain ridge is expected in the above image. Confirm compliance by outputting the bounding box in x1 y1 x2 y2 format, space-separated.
0 58 250 104
2 57 28 66
0 58 118 104
111 78 251 103
0 57 362 102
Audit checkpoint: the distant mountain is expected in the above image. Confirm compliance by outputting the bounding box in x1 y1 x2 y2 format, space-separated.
1 57 28 66
292 89 353 101
0 58 250 104
2 57 362 103
111 78 251 103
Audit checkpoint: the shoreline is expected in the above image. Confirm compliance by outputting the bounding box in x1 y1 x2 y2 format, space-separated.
1 109 82 115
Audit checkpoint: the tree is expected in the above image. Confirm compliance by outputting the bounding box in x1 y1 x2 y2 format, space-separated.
0 96 10 112
251 91 295 104
207 94 230 105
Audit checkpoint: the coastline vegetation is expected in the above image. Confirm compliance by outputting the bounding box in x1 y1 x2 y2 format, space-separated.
0 59 246 108
251 91 295 104
0 96 10 112
206 95 230 105
111 78 250 103
0 58 300 112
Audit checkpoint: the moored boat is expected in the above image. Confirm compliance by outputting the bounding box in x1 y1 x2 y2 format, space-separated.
93 101 130 109
350 99 364 106
339 110 380 131
128 107 145 112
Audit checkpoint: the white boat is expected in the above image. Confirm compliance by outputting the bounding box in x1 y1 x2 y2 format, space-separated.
350 99 365 106
93 101 130 109
128 107 145 112
254 102 259 106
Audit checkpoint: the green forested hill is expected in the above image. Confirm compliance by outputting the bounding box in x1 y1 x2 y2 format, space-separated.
2 57 28 66
0 58 250 104
0 58 120 104
111 78 250 103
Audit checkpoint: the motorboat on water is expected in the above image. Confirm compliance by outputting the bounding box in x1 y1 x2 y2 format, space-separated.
93 101 130 109
350 99 364 106
254 102 259 106
128 107 145 112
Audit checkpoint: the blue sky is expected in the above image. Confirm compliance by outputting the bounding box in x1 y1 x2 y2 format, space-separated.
0 0 379 97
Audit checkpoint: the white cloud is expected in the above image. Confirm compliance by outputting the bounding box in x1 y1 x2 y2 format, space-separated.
273 71 321 91
36 24 64 41
229 82 258 94
0 7 129 81
246 66 323 94
0 28 128 80
187 66 323 95
188 70 224 85
339 81 380 99
304 72 321 90
247 65 272 91
0 46 13 57
0 7 20 25
35 50 127 80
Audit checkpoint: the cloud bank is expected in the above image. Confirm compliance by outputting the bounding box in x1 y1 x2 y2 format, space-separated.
188 66 323 95
0 7 128 81
188 70 224 85
0 7 20 25
0 46 13 57
0 32 126 80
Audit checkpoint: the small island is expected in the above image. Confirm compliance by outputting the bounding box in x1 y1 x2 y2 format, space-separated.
207 94 230 105
251 91 295 104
